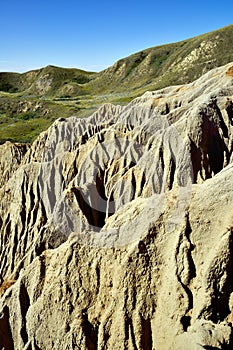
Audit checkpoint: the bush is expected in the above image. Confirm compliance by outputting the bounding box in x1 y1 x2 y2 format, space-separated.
0 82 17 93
17 112 38 120
71 75 90 84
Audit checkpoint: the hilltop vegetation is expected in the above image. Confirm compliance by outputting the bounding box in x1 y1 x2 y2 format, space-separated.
0 66 94 96
1 24 233 143
91 24 233 94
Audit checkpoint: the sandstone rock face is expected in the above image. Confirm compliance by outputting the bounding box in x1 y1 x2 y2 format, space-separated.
1 63 233 349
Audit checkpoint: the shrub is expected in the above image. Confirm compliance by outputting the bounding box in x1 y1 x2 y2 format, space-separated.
17 112 38 120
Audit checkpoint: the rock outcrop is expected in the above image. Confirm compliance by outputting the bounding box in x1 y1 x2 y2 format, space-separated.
0 142 28 189
1 63 233 349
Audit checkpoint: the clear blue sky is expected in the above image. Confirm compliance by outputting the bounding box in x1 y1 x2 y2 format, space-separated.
1 0 232 73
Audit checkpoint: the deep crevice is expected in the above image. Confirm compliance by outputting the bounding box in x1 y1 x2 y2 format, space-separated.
19 282 30 345
128 317 138 350
159 146 165 172
140 316 153 350
72 187 107 229
225 99 233 126
184 214 196 281
180 315 191 331
124 315 139 350
96 168 108 201
213 100 229 138
131 172 136 200
177 214 196 332
81 311 99 350
0 306 14 350
168 157 176 190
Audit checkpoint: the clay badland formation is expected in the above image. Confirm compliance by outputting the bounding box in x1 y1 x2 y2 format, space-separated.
0 63 233 349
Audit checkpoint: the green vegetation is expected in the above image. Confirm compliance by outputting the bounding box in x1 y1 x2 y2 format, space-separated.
0 82 18 93
1 24 233 143
0 117 50 144
0 95 83 144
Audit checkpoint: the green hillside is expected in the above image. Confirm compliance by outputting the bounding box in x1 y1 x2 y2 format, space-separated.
1 24 233 143
89 24 233 94
0 66 95 95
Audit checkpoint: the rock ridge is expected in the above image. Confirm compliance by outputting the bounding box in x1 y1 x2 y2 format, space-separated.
0 63 233 349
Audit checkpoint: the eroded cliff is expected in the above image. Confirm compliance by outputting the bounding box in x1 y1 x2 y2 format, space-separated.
1 63 233 349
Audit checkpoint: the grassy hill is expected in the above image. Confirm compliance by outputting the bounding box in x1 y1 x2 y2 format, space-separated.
0 66 95 96
89 24 233 95
1 24 233 143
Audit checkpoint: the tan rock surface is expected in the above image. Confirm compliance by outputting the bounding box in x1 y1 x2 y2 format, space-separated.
1 63 233 349
0 142 28 188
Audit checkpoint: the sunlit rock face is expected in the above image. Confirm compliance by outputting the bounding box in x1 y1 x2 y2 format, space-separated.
1 63 233 349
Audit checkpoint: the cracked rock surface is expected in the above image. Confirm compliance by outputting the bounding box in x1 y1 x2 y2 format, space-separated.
1 63 233 349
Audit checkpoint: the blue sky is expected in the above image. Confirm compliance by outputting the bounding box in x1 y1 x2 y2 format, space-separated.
1 0 233 73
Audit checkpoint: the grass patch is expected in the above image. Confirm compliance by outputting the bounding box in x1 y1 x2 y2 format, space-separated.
0 118 52 144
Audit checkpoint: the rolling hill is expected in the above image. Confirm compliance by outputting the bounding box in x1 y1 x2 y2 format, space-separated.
0 24 233 143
